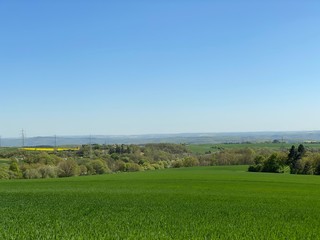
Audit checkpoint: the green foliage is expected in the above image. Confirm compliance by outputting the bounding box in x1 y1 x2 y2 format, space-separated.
248 163 263 172
187 143 320 154
249 144 320 175
214 148 256 165
2 143 320 180
38 165 58 178
172 159 183 168
58 159 79 177
78 165 88 176
23 168 42 179
182 156 199 167
254 155 265 165
0 166 9 179
198 154 216 166
302 160 314 175
89 160 110 174
288 144 310 174
8 161 22 179
145 143 190 155
261 154 284 173
9 161 20 172
123 162 143 172
249 154 284 173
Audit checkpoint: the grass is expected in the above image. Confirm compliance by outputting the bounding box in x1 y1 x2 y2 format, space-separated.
188 143 320 154
0 159 10 166
1 166 320 239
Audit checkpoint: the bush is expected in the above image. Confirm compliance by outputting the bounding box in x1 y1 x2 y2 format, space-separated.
0 166 9 180
143 162 155 171
79 165 88 176
124 163 143 172
58 159 79 177
89 160 110 174
254 155 265 165
151 163 164 170
172 159 183 168
248 164 263 172
248 154 284 173
198 154 216 166
314 157 320 175
23 168 42 179
262 154 284 173
182 156 199 167
8 161 22 179
38 165 58 178
159 160 170 168
302 160 313 175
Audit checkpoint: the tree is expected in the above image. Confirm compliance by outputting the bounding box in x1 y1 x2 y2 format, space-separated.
79 165 88 176
58 159 79 177
115 145 121 154
9 161 20 172
23 168 41 179
297 144 306 159
287 144 306 174
302 160 313 175
38 165 58 178
248 155 265 172
262 154 284 173
249 153 285 173
314 158 320 175
182 156 199 167
287 146 297 164
90 159 110 174
8 161 22 179
0 166 9 179
254 155 265 165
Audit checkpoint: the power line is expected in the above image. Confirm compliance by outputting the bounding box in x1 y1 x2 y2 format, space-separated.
89 135 92 159
21 129 25 147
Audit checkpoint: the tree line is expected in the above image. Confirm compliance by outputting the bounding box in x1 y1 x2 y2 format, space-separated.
248 144 320 175
1 143 320 179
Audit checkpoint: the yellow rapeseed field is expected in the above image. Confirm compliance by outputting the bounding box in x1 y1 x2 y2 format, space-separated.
21 147 79 152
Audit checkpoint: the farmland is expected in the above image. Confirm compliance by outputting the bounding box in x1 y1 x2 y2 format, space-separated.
187 142 320 154
1 142 320 180
21 147 80 152
1 165 320 239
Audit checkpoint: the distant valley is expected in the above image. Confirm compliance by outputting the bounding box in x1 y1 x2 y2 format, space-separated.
2 131 320 147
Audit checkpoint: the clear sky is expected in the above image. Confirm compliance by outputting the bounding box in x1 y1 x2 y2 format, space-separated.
1 1 320 137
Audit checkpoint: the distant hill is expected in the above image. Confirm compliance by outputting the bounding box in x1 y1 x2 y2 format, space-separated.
1 131 320 147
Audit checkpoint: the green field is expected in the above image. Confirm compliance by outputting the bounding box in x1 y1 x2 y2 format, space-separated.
1 166 320 239
0 159 9 166
188 143 320 154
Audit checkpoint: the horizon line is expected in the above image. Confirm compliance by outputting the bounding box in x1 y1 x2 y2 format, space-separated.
1 129 320 139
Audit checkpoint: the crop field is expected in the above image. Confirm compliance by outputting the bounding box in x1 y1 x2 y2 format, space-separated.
1 166 320 239
188 143 320 154
0 159 9 166
21 147 80 152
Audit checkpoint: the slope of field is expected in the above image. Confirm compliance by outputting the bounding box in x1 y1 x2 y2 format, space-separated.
1 166 320 239
188 143 320 154
0 159 9 166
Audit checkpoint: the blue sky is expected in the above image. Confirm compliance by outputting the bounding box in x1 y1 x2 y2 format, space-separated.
1 1 320 137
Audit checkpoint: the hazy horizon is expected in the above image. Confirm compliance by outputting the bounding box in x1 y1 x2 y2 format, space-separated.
1 1 320 137
2 129 320 139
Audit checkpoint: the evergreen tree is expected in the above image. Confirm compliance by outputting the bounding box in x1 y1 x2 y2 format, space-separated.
287 144 306 174
287 145 296 164
297 144 306 159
